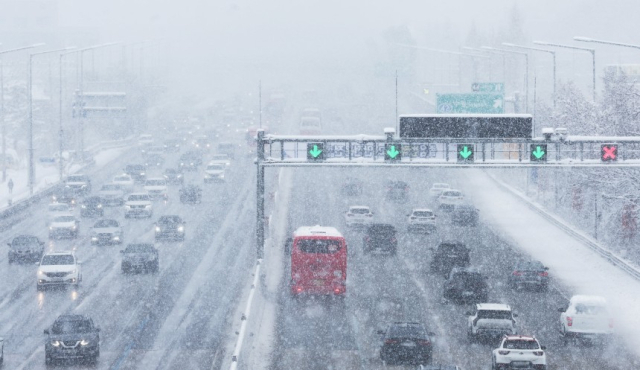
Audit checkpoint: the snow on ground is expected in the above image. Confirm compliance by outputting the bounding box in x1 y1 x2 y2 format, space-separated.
461 168 640 356
0 146 128 210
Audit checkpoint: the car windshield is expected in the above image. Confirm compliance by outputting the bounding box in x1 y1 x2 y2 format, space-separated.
41 254 74 265
145 179 166 186
67 176 85 182
413 211 433 217
477 310 512 320
101 184 120 191
574 304 607 315
369 226 395 237
51 319 93 334
350 208 369 214
159 216 182 224
13 236 39 245
438 243 465 254
207 164 225 171
517 261 545 271
297 239 341 254
94 219 118 228
504 340 540 350
128 194 150 201
125 244 155 253
388 325 425 338
49 204 69 212
114 176 131 182
454 271 483 282
53 216 75 222
442 191 461 197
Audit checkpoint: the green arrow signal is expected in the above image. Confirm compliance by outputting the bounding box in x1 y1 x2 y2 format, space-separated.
459 146 472 159
309 145 322 158
387 145 400 159
532 146 545 159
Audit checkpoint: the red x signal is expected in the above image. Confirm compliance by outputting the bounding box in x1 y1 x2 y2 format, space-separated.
601 145 618 161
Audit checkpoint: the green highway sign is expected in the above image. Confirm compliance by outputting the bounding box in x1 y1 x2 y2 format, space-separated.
472 82 504 93
457 144 474 162
530 144 547 162
307 143 324 161
437 93 504 114
385 143 402 161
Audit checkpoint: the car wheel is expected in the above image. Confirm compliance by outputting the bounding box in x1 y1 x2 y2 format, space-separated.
45 353 53 366
37 284 43 292
8 256 13 264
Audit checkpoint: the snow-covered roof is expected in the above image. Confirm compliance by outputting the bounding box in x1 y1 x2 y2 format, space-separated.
294 225 343 238
400 114 532 118
504 335 536 341
570 295 607 305
477 303 512 311
412 208 434 213
348 206 370 210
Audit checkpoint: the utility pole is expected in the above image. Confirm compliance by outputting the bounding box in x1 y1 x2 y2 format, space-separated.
259 80 262 129
395 70 398 134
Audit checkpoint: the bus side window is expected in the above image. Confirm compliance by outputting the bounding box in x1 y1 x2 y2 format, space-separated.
285 238 293 255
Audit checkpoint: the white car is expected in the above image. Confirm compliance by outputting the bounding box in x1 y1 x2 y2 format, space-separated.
143 178 168 200
113 174 135 192
91 219 123 245
344 206 374 227
407 208 436 233
429 182 451 198
559 295 614 342
210 153 231 167
438 189 464 211
492 335 546 370
138 134 154 146
98 183 125 206
467 303 517 341
47 203 71 226
48 214 79 239
124 193 153 218
37 252 82 290
204 163 226 183
65 174 91 195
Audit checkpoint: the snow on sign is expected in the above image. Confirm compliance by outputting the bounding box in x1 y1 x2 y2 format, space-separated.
471 82 504 93
437 93 504 114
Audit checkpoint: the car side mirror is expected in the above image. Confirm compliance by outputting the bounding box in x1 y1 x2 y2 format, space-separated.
465 311 473 316
513 313 518 318
376 329 385 335
44 329 49 334
541 345 546 350
558 307 565 313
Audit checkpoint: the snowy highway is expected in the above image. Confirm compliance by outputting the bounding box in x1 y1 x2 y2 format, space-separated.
269 166 640 370
0 143 256 369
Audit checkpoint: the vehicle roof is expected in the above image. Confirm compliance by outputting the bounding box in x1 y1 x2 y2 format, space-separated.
67 174 87 178
504 334 537 341
477 303 512 311
145 177 165 181
442 189 462 193
44 251 75 256
128 192 150 197
570 295 607 305
349 205 370 209
412 208 434 212
56 314 89 322
432 183 450 187
294 225 343 238
158 215 182 222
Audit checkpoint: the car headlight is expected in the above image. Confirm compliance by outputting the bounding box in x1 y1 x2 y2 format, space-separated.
177 226 184 232
38 269 45 276
71 200 76 204
190 163 194 166
180 162 184 165
140 172 146 176
71 225 77 230
52 196 57 201
145 204 152 209
51 340 61 347
81 205 86 208
155 226 161 232
177 175 182 178
80 340 90 346
49 226 53 230
125 204 131 209
97 204 102 208
72 269 77 274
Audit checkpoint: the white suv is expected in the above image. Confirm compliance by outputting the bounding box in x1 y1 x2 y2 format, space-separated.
37 252 82 291
143 178 168 201
438 189 464 211
204 163 226 183
559 295 614 343
407 208 436 233
344 206 374 228
124 193 153 218
429 182 450 199
492 335 546 370
467 303 517 341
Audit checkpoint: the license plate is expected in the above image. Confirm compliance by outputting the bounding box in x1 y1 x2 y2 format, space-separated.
312 280 324 286
462 291 474 296
510 361 530 368
401 341 416 347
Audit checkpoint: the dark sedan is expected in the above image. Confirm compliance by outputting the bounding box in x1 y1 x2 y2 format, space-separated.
508 260 550 291
179 151 203 171
80 196 104 218
430 241 470 277
51 187 78 207
451 204 479 226
379 322 434 365
363 224 397 255
443 267 489 304
8 235 44 264
44 315 100 365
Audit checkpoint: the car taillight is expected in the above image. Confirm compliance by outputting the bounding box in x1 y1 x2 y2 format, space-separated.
538 271 548 277
566 317 573 326
410 216 416 220
385 339 398 345
498 350 510 355
391 237 397 243
609 318 614 328
295 286 303 293
365 236 370 242
512 271 522 276
347 214 353 217
533 351 544 356
417 340 431 346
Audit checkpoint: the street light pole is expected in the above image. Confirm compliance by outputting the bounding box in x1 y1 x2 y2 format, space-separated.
28 47 75 195
482 46 529 112
574 37 640 50
502 43 557 110
465 46 507 87
534 41 596 102
0 43 45 182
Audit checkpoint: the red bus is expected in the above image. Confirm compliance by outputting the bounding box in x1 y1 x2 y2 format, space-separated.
290 226 347 296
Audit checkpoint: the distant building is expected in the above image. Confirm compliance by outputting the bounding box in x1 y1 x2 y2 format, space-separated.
605 64 640 83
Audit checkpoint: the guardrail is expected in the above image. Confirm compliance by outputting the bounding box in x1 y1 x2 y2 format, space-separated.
0 136 135 229
487 172 640 282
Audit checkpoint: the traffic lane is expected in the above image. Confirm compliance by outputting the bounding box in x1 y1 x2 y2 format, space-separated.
1 163 250 368
271 168 360 370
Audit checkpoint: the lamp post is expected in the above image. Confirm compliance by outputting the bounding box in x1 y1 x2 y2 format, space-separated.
0 43 45 182
28 47 75 195
574 37 640 50
534 41 596 102
503 43 557 109
482 46 529 112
